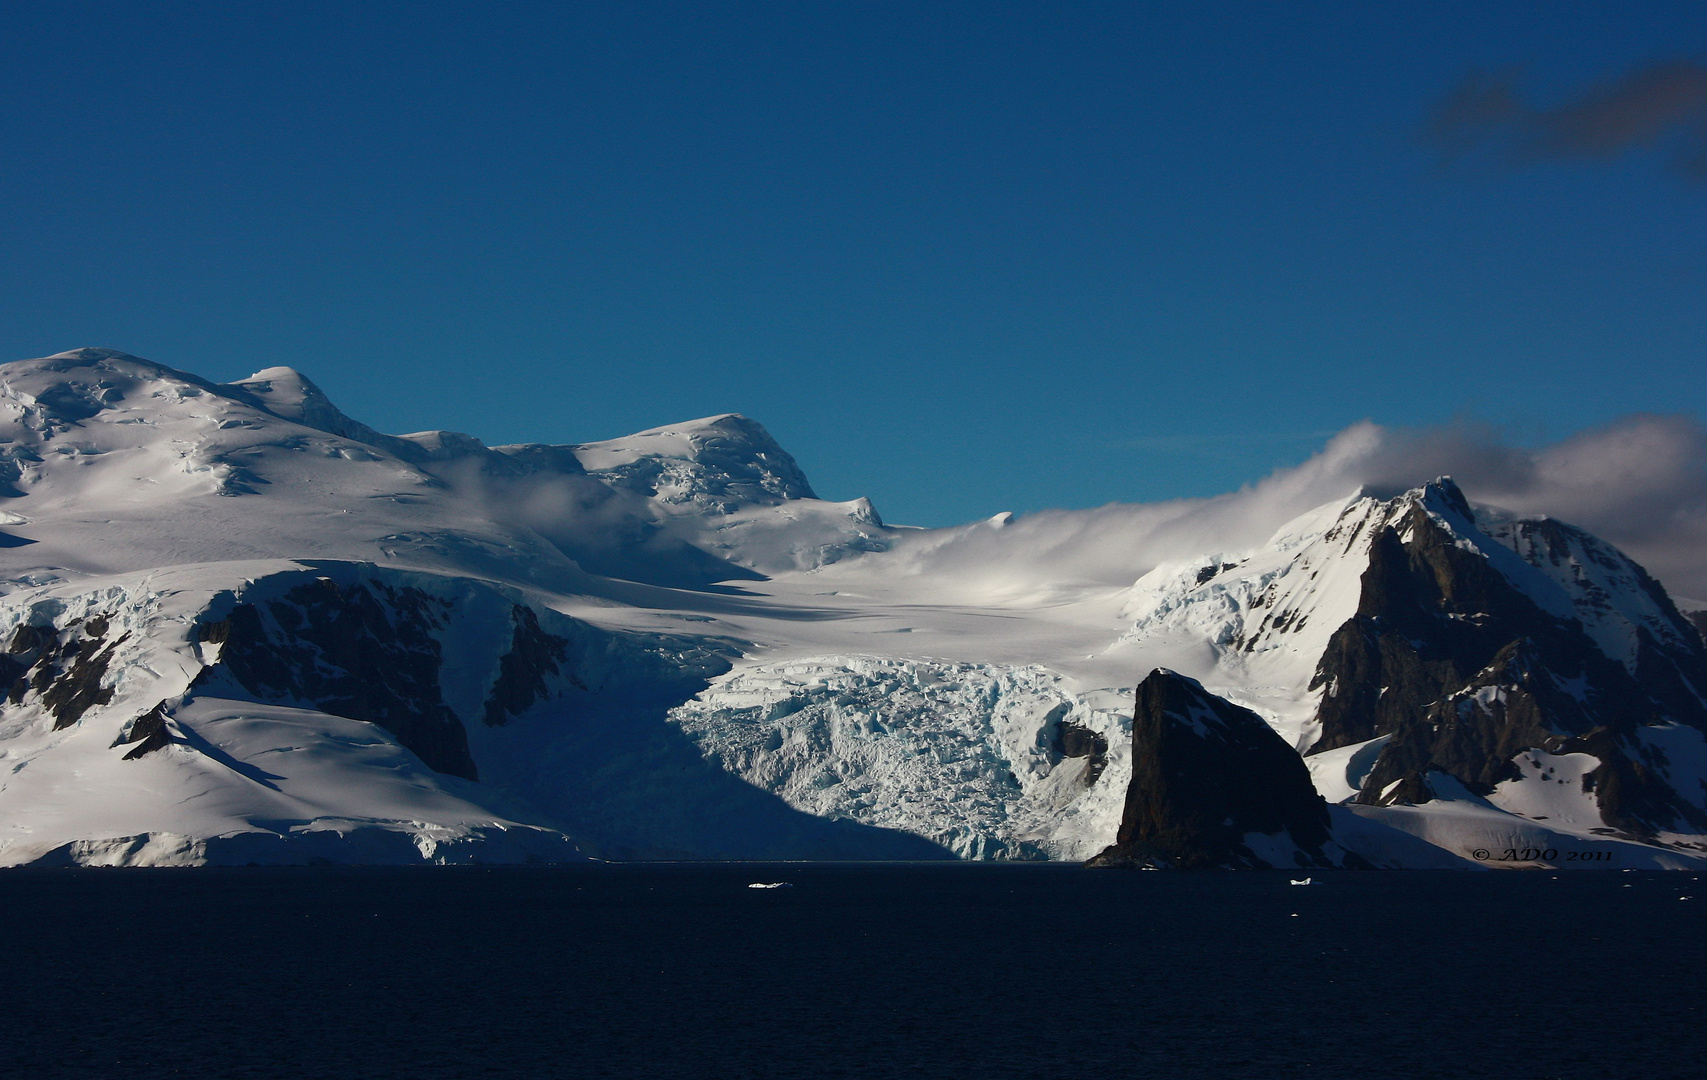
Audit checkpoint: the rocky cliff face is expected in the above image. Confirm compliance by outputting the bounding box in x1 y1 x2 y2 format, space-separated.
192 577 483 779
1304 481 1707 839
3 617 125 730
1687 608 1707 645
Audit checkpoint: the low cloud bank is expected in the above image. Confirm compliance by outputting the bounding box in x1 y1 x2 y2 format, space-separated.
890 414 1707 603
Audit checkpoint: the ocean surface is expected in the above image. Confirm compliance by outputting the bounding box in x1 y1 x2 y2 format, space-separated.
1 864 1702 1079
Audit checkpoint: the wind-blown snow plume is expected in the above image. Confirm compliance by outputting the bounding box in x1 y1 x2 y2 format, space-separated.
1325 415 1707 600
880 415 1707 601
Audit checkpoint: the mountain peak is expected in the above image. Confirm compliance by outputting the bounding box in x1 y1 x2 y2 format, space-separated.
227 365 342 425
244 364 309 383
570 412 818 510
1413 475 1473 520
225 366 402 453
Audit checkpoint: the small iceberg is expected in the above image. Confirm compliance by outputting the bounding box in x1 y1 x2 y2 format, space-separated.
747 882 792 889
1289 877 1312 886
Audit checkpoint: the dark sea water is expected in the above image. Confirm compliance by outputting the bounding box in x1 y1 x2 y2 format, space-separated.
1 864 1703 1080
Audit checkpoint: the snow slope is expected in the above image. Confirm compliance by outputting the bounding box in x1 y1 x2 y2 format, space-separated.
0 559 725 865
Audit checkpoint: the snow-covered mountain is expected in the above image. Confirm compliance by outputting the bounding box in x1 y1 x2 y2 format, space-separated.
1110 478 1707 868
3 348 1705 868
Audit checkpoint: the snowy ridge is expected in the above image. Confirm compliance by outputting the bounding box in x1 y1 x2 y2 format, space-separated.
1478 509 1703 674
226 364 418 460
0 349 887 590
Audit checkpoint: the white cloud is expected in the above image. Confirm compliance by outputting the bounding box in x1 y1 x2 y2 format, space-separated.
886 414 1707 604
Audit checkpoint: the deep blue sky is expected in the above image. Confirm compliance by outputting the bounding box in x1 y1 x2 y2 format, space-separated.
2 2 1703 525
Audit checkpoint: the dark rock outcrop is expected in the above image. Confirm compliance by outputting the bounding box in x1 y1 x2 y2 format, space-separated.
1088 669 1345 869
1685 608 1707 648
1 614 127 728
1053 719 1108 785
482 605 578 727
113 701 175 759
193 579 480 780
